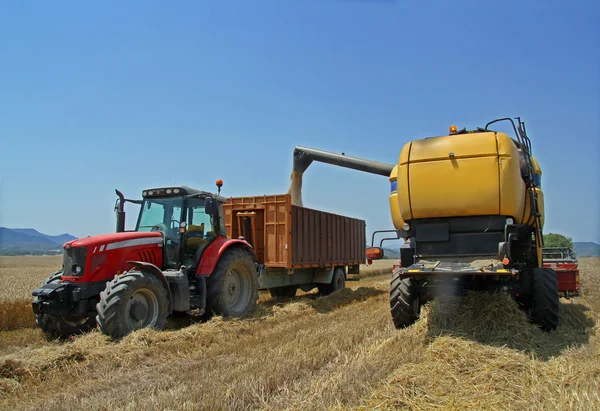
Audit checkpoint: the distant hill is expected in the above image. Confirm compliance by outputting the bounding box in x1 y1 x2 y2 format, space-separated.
574 242 600 257
0 227 77 255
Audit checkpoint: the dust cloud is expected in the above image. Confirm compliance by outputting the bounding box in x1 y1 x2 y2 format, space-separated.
288 170 303 207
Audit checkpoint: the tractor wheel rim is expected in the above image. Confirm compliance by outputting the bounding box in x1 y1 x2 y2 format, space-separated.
225 266 251 313
125 288 159 331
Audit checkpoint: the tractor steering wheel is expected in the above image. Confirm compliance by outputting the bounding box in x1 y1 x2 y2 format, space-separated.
170 220 180 231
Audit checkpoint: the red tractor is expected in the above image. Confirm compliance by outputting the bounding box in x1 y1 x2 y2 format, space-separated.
32 182 259 339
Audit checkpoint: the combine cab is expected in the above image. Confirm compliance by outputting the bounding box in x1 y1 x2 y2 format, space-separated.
542 247 580 298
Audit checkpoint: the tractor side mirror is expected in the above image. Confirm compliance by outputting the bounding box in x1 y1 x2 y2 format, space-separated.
205 197 219 215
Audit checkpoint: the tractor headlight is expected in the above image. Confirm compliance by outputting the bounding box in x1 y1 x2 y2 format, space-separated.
403 223 410 231
71 264 83 275
506 218 514 225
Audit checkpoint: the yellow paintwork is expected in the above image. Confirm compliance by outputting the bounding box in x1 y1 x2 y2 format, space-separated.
388 165 405 228
389 131 543 232
523 187 545 229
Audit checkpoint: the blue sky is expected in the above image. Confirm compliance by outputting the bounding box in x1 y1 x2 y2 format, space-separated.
1 0 599 245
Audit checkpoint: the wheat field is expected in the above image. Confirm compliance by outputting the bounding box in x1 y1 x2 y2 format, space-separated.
0 256 598 410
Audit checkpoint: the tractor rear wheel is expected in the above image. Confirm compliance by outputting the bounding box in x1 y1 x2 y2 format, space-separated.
390 271 421 329
318 267 346 296
529 267 559 331
269 286 298 299
96 270 169 339
33 271 96 340
205 247 258 318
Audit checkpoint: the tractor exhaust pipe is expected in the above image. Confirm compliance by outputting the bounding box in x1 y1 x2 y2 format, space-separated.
115 189 126 233
288 146 394 206
114 189 142 232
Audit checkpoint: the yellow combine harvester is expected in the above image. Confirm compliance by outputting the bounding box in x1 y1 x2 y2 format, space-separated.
291 117 559 331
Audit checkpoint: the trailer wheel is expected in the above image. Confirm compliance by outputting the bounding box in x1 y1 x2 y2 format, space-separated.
33 272 96 340
529 267 559 331
318 267 345 296
269 286 297 299
96 270 169 339
390 271 420 329
206 247 258 318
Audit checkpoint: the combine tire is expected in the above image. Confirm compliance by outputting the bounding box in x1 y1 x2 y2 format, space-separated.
269 286 298 299
318 267 346 296
33 271 96 340
390 271 420 329
529 267 559 331
96 270 169 339
205 247 259 318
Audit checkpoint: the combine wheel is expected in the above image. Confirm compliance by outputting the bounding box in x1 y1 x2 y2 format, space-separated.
96 270 169 339
390 270 421 329
33 271 96 340
529 267 559 331
205 247 259 318
318 267 346 296
269 286 298 299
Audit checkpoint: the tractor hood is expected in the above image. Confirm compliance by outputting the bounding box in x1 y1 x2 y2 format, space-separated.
63 231 164 250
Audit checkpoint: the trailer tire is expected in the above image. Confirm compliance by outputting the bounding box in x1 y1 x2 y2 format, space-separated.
34 271 97 340
318 267 345 296
269 286 297 299
390 271 420 329
205 247 258 318
96 270 169 339
529 267 559 331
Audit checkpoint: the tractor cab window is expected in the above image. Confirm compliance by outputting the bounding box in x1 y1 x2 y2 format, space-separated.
136 197 183 240
182 197 222 267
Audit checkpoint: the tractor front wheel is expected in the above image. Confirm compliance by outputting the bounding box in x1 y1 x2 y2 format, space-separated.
529 267 559 331
205 247 259 318
34 272 96 340
96 270 169 339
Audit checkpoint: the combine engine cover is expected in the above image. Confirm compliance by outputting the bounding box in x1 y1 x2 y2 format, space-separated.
388 131 543 231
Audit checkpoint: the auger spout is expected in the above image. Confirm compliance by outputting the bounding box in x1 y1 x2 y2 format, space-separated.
288 145 394 206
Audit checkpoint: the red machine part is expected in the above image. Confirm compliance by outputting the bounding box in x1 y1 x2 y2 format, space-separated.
61 232 164 283
543 261 580 296
195 236 256 276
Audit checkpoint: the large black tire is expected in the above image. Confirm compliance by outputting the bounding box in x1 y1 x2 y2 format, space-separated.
205 247 259 318
529 267 559 331
390 270 421 329
33 271 96 340
269 286 298 299
96 270 170 339
318 267 346 296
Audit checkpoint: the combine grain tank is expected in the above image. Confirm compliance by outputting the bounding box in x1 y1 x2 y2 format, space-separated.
223 193 366 297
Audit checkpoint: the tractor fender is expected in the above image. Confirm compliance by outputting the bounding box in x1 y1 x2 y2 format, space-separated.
196 237 257 276
125 261 172 312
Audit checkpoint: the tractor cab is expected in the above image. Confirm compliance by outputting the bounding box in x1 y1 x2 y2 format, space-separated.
115 181 227 271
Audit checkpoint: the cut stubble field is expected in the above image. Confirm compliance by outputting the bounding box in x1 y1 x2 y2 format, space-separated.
0 256 598 410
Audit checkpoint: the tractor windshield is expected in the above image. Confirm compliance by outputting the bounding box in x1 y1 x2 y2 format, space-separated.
136 197 184 238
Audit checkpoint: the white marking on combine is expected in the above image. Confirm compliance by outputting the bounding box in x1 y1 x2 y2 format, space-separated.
105 237 163 251
99 245 105 252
